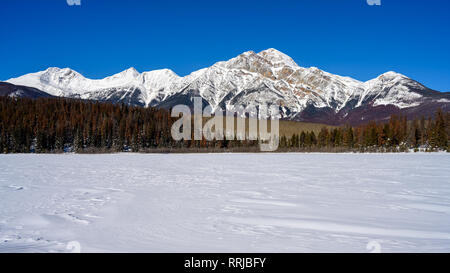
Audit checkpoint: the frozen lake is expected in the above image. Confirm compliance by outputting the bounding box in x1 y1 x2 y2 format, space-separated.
0 153 450 253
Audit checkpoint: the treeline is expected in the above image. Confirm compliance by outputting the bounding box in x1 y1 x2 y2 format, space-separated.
0 97 175 153
0 96 258 153
0 96 449 153
279 110 450 152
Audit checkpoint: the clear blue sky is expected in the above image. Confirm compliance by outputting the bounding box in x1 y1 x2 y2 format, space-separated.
1 0 449 91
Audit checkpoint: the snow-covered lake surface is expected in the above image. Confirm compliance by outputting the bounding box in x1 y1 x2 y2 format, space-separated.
0 153 449 253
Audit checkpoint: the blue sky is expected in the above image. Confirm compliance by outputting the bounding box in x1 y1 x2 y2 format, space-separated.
1 0 449 91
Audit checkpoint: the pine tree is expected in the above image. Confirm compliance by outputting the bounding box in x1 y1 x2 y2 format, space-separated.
318 127 329 147
433 108 448 149
73 130 83 152
299 131 306 148
343 126 354 148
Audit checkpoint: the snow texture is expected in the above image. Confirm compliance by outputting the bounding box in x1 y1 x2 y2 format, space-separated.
0 153 449 253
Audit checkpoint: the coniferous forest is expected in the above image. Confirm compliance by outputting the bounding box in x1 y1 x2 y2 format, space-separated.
0 96 449 153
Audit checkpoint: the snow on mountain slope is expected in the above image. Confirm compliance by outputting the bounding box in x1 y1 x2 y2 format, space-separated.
5 48 448 124
362 72 425 108
8 67 180 107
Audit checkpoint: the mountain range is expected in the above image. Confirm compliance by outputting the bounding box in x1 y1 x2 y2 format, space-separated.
4 48 449 125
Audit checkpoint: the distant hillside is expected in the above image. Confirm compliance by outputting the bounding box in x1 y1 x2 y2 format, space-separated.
0 82 53 99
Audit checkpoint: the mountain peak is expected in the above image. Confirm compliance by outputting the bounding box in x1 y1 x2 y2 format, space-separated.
44 67 80 76
258 48 285 55
45 67 62 72
145 68 178 76
240 50 256 56
141 68 180 82
378 71 407 80
121 67 140 76
257 48 298 68
106 67 140 81
40 67 85 83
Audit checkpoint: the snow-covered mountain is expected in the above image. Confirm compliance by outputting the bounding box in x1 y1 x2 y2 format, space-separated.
5 48 450 125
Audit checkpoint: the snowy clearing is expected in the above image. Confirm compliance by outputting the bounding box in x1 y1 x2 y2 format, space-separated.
0 153 449 253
